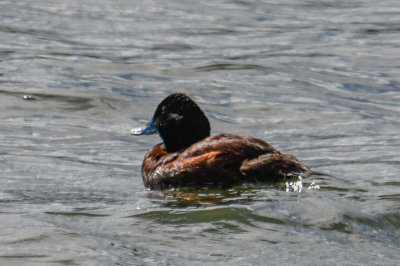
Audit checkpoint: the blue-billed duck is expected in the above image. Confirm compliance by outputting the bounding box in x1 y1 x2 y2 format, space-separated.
131 93 309 189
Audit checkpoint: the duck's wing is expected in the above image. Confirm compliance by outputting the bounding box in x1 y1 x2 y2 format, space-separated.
182 133 278 157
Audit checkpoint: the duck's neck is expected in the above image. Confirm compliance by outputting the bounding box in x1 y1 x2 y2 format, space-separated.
162 131 210 153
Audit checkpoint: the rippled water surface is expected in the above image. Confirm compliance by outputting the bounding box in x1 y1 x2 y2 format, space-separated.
1 0 400 265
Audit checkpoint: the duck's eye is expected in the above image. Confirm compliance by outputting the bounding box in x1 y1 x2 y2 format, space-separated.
169 113 183 120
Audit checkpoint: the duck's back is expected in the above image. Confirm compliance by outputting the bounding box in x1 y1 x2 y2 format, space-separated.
142 133 308 189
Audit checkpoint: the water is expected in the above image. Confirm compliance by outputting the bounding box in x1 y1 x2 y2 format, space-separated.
1 0 399 265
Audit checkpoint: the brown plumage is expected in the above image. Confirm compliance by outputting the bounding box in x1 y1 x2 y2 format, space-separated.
141 134 309 189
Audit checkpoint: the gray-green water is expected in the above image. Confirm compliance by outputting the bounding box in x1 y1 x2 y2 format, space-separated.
1 0 399 265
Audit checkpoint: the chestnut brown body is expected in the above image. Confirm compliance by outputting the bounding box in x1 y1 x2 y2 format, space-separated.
142 133 309 189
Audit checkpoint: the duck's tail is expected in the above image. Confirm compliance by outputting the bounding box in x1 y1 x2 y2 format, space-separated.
240 153 310 181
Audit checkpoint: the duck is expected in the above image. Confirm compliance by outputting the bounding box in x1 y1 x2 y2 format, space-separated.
131 93 309 189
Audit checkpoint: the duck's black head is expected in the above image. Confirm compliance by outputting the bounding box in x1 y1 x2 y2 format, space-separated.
131 93 211 152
